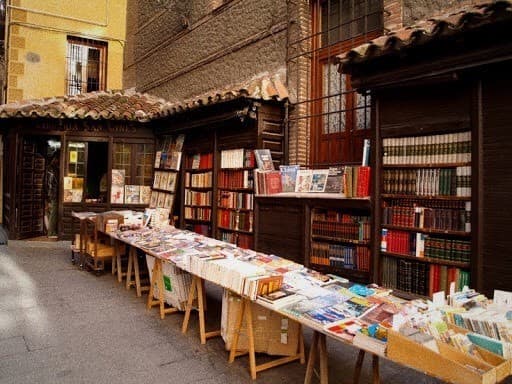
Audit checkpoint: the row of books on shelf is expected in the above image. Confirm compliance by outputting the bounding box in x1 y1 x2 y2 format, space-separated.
218 169 253 189
186 152 213 170
220 148 255 169
381 256 470 296
382 131 471 165
382 201 471 233
184 206 211 221
185 171 212 188
184 190 212 206
153 171 177 192
218 231 254 249
254 165 370 197
382 167 471 197
217 209 253 232
218 190 253 210
149 190 174 210
381 229 471 262
312 217 371 241
310 242 371 272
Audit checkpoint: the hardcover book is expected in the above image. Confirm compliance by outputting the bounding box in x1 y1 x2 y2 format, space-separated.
254 149 274 171
140 186 152 205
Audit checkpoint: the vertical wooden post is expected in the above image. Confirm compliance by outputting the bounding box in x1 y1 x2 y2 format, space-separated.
125 246 133 290
133 249 142 297
182 275 199 334
354 349 365 384
304 331 319 384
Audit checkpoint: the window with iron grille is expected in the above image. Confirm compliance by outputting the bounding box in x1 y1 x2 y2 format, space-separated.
66 36 107 95
113 142 155 187
288 0 382 166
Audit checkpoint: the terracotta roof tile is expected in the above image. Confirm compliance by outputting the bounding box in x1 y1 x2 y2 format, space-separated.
338 0 512 70
0 71 288 121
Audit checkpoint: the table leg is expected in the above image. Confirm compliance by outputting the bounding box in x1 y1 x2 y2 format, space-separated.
372 354 380 384
125 247 133 290
304 331 319 384
182 275 198 334
354 349 365 384
133 250 142 297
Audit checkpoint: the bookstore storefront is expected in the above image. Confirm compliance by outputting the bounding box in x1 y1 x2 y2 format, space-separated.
0 91 163 240
338 1 512 296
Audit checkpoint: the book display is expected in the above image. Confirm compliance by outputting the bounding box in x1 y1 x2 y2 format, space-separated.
183 152 214 236
216 148 255 249
151 135 184 220
309 208 372 282
378 131 473 297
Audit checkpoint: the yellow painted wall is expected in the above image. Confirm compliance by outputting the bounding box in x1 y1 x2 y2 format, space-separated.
5 0 127 102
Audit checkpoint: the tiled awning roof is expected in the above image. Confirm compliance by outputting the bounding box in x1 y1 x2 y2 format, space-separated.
162 71 289 115
338 0 512 71
0 90 171 122
0 72 288 122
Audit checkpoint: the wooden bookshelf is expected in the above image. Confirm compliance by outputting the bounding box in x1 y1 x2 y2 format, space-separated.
182 149 214 237
376 128 473 297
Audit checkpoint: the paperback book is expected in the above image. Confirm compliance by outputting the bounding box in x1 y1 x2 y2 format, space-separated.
279 165 300 192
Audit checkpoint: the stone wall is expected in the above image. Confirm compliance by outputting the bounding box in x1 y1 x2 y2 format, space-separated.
127 0 288 102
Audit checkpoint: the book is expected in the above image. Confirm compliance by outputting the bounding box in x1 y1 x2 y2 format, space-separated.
324 318 365 342
124 185 140 204
295 169 313 192
149 190 158 208
111 185 124 204
257 288 300 307
324 167 345 194
362 139 370 166
169 151 182 170
167 172 177 192
154 151 162 168
159 172 169 190
140 186 151 205
254 149 274 171
279 165 300 192
309 170 329 192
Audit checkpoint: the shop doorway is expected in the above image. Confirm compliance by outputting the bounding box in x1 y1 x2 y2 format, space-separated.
17 136 61 240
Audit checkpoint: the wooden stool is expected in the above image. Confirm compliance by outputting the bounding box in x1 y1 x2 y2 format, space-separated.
146 257 179 319
182 275 221 344
228 297 306 380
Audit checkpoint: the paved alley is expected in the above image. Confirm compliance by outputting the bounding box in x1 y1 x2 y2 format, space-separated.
0 241 470 383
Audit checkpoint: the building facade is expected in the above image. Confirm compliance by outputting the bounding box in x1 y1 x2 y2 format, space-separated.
124 0 483 166
2 0 127 103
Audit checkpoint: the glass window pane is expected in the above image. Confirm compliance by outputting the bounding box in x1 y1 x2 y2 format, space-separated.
322 62 346 134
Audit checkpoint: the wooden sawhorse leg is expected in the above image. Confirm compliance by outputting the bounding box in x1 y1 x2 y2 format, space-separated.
182 275 221 344
304 330 328 384
353 349 380 384
125 247 149 297
229 297 305 380
146 257 178 319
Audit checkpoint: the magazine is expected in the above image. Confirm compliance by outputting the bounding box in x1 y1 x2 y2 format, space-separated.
310 170 329 192
279 165 300 192
295 169 313 192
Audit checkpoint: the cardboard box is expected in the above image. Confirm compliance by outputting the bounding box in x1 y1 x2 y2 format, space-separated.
221 290 300 356
387 329 510 384
95 211 124 233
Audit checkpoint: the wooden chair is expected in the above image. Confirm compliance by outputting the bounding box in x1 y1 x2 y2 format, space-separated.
83 217 116 274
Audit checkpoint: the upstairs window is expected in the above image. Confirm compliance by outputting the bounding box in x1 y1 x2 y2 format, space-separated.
288 0 382 166
66 37 107 95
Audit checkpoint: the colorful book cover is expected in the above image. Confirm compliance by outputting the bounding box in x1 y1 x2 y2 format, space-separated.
164 193 174 210
156 192 166 208
295 169 313 192
154 151 162 168
254 149 274 171
279 165 300 193
124 185 140 204
149 190 158 208
140 186 152 205
265 171 282 194
170 151 182 171
324 166 345 194
111 185 124 204
167 172 177 192
159 172 169 191
111 169 125 187
310 169 329 192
